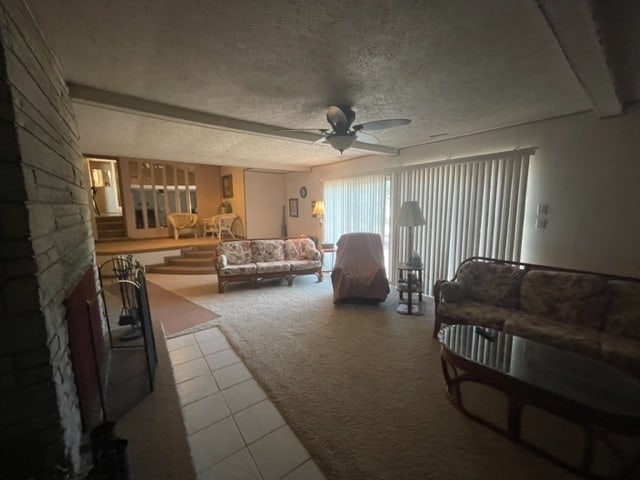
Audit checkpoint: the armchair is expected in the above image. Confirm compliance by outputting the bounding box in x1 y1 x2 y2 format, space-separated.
331 232 390 304
202 214 239 239
167 213 199 240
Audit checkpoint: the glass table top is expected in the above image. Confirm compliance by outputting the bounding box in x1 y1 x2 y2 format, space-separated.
438 325 640 418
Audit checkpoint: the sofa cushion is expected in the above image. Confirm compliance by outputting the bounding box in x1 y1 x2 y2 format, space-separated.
503 313 601 358
218 263 257 276
457 261 524 308
256 261 290 274
251 239 285 263
599 332 640 379
288 259 322 272
437 301 515 329
519 271 609 329
284 237 321 261
604 280 640 340
217 240 252 265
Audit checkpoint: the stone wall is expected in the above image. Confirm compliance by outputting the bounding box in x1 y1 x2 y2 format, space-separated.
0 1 96 477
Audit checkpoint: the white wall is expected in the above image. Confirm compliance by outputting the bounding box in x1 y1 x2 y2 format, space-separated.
285 171 325 241
291 107 640 277
245 172 287 238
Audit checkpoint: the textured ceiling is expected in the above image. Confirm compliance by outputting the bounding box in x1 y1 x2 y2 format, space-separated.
25 0 640 171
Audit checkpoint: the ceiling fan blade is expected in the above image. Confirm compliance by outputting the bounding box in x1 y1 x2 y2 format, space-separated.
313 136 329 145
280 128 328 134
355 131 380 144
353 118 411 131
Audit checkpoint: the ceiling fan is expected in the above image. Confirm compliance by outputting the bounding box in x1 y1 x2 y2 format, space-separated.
291 105 411 154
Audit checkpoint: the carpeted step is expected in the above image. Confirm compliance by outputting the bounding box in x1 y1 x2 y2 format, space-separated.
181 248 216 258
165 256 215 267
146 264 218 275
194 245 218 252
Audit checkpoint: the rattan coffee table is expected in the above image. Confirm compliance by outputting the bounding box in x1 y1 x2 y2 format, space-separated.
438 325 640 479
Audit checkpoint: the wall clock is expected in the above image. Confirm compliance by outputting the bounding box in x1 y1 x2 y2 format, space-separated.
299 186 307 198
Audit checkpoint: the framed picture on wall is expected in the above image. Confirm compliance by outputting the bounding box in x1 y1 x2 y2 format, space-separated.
289 198 298 217
222 174 233 198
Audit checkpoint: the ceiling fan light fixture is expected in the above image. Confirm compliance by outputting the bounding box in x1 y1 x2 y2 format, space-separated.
326 134 356 153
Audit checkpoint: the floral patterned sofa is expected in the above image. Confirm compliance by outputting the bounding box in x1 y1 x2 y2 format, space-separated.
214 237 323 293
433 257 640 378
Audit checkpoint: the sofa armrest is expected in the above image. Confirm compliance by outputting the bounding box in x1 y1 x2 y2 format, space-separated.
306 248 322 261
438 280 468 303
216 254 228 268
433 279 446 307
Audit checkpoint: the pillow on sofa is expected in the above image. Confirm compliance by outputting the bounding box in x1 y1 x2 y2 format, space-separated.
284 237 320 260
440 281 468 303
217 240 252 265
604 280 640 340
457 261 524 308
519 270 609 329
251 239 285 262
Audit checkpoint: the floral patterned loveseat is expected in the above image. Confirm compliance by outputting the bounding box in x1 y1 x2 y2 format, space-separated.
433 257 640 378
214 237 323 293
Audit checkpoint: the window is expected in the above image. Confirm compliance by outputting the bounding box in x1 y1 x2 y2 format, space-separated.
323 174 391 270
129 160 197 230
393 148 533 292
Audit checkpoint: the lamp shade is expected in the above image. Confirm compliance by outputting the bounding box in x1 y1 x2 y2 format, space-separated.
312 200 325 217
327 135 356 153
397 201 426 227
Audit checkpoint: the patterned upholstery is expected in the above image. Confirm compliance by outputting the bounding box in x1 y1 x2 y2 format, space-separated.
437 301 515 329
434 257 640 379
503 314 601 358
215 237 322 293
604 280 640 339
252 239 285 263
520 271 609 329
217 240 252 265
457 261 524 308
284 237 322 260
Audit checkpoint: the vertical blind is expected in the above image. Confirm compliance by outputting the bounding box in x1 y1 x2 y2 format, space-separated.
392 149 533 293
323 174 390 245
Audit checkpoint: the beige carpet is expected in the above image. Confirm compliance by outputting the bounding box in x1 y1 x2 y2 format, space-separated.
147 273 583 480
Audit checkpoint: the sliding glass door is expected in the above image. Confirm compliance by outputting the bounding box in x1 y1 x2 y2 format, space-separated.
322 149 533 294
393 149 533 292
323 174 391 270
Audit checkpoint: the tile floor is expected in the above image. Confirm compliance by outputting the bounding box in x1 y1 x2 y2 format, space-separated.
167 327 326 480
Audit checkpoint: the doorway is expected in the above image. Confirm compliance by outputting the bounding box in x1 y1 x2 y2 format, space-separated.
88 158 123 217
87 157 126 240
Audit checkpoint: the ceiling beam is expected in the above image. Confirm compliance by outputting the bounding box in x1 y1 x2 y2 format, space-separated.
536 0 622 117
67 83 398 155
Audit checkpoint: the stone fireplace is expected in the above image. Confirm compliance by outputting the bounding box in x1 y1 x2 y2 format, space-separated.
0 1 98 477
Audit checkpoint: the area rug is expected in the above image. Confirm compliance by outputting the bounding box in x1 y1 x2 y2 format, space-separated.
146 273 581 480
144 281 221 338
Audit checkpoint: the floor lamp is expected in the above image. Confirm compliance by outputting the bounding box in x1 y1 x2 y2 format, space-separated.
397 201 426 266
